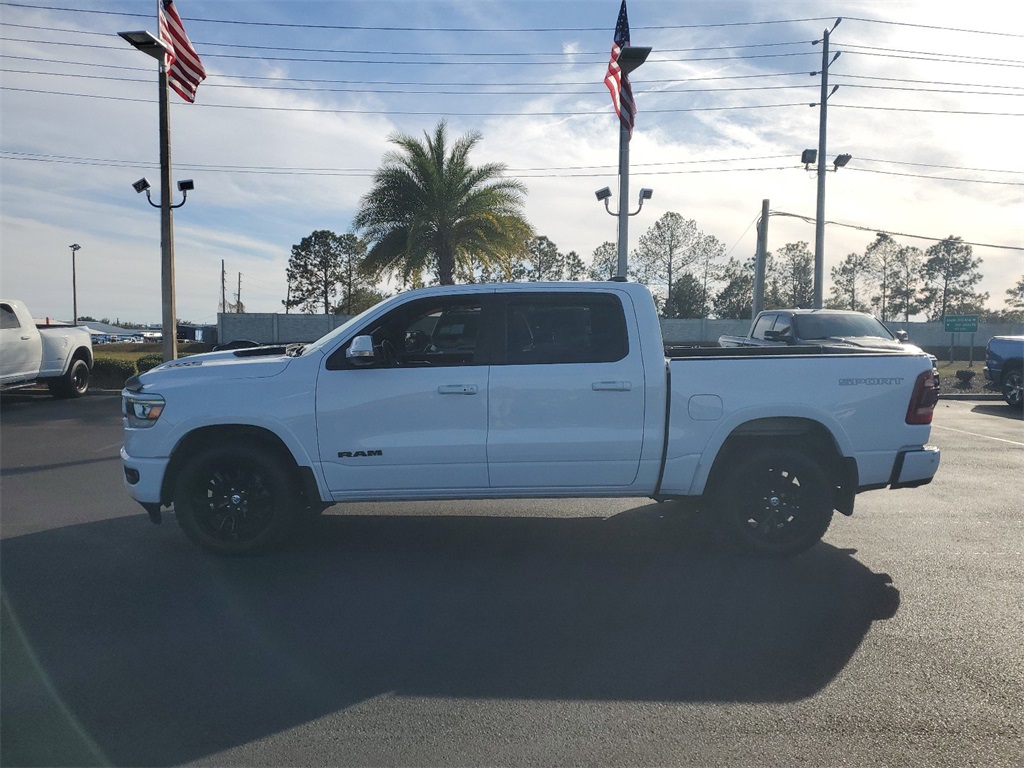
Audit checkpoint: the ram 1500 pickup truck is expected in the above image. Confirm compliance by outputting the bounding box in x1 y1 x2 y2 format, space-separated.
1 299 93 398
121 282 940 557
719 308 918 352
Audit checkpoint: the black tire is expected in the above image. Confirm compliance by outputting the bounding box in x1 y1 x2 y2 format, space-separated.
173 443 300 555
711 445 834 557
1002 367 1023 408
48 357 90 399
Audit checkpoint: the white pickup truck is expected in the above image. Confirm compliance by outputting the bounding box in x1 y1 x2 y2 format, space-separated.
121 282 940 557
0 299 94 398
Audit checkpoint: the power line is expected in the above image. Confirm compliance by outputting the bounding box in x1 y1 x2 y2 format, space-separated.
3 4 1019 38
857 158 1023 176
10 84 1023 119
1 23 818 57
10 68 1022 100
0 86 815 115
831 104 1024 117
0 37 824 66
842 16 1024 39
0 55 817 86
847 167 1023 187
0 68 823 96
838 43 1024 67
0 149 796 177
0 4 836 32
770 211 1024 251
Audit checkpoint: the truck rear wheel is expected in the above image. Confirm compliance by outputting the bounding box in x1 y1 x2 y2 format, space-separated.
48 358 90 399
173 443 300 555
712 445 833 557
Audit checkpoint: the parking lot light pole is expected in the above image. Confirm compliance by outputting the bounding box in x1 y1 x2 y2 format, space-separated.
69 243 81 325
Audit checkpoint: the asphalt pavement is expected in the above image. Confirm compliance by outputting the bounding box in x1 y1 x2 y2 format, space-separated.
1 392 1021 767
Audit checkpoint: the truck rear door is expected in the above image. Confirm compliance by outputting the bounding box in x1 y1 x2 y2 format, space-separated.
486 290 646 489
0 303 42 383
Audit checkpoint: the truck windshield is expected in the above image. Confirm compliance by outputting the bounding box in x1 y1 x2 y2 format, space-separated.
794 314 896 341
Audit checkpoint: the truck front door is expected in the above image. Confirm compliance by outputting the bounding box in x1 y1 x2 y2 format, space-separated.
0 303 42 384
315 295 494 497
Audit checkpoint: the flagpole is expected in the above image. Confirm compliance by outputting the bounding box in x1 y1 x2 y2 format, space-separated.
616 121 630 280
158 62 178 362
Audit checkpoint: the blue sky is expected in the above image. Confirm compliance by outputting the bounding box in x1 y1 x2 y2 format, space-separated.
2 0 1022 324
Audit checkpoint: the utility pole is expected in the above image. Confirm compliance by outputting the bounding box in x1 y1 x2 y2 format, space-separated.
812 18 842 309
753 200 769 318
236 273 242 313
221 259 226 313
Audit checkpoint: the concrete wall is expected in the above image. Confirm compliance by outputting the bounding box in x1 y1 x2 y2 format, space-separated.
219 312 353 345
220 312 1023 355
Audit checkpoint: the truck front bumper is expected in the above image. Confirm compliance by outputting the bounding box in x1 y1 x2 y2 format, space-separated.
890 445 940 489
121 446 168 522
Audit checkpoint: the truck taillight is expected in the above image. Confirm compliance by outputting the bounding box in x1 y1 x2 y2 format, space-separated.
906 370 939 425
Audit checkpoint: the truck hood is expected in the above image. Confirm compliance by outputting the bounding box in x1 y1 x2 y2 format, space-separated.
138 347 296 385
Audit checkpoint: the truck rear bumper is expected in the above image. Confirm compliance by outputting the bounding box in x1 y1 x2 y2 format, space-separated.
890 445 940 489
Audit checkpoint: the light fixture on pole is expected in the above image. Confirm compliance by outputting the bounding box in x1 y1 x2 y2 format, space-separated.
801 146 852 307
69 243 81 325
119 29 180 362
594 186 654 280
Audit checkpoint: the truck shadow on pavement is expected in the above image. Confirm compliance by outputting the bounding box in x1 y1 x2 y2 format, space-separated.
970 403 1023 420
1 504 899 767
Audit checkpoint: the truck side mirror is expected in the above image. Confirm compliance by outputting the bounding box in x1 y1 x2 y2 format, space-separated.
895 330 909 342
346 335 376 366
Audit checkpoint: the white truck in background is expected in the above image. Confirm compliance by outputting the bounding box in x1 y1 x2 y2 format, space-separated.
0 299 94 398
121 282 941 558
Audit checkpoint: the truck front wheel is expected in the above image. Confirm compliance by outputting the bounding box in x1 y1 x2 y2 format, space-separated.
712 445 833 557
1002 367 1022 408
48 358 90 399
173 443 300 555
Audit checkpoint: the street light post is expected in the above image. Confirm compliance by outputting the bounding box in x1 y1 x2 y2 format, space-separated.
69 243 81 325
118 30 180 362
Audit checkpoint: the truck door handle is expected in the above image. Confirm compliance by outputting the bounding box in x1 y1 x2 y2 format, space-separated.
21 335 31 340
437 384 478 395
592 381 631 392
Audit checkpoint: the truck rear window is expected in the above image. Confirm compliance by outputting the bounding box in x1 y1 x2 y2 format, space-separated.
503 293 628 365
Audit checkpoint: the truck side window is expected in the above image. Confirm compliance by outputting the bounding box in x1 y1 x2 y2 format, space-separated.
751 313 776 340
772 315 792 338
0 304 21 330
327 298 486 369
502 293 628 365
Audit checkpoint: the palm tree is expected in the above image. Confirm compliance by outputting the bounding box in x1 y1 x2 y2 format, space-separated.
354 121 532 285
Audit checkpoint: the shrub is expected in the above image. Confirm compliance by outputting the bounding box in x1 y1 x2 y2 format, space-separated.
954 369 977 389
136 354 164 373
92 358 137 390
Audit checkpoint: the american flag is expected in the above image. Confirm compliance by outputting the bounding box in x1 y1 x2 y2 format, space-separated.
604 0 636 137
158 0 206 103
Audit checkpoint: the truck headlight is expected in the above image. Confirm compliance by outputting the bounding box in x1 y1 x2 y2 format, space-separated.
122 393 165 428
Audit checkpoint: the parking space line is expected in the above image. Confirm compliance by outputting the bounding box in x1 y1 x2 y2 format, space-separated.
932 424 1024 447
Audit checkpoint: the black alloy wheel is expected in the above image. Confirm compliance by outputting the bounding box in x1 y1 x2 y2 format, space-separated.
715 445 834 557
174 443 298 554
